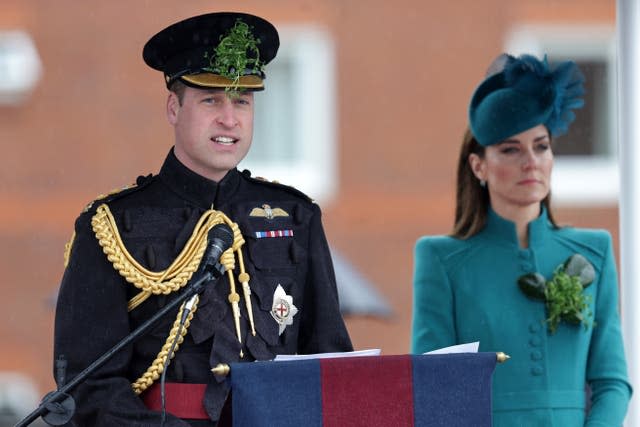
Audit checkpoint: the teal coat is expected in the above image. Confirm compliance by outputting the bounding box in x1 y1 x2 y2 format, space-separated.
411 208 631 426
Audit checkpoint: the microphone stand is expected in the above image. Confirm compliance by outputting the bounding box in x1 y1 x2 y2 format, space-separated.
15 264 224 427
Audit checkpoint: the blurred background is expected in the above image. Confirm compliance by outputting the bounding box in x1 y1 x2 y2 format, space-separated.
0 0 619 423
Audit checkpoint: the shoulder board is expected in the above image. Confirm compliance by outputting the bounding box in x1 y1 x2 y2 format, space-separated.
241 169 313 203
81 173 156 214
65 175 156 269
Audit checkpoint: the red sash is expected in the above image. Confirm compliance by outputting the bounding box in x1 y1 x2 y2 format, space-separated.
142 382 208 420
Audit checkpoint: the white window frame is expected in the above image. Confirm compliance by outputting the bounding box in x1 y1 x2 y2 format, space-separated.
239 25 337 204
505 24 618 206
0 30 42 105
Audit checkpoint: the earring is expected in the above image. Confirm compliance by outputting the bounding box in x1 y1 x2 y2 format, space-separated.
480 179 486 188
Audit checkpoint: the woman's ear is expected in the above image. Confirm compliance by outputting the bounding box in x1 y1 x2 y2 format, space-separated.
166 92 180 125
468 153 486 181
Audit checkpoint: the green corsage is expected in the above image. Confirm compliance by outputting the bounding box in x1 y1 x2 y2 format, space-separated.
518 254 595 333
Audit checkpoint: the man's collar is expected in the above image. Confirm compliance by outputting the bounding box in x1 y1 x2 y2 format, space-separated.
158 148 241 208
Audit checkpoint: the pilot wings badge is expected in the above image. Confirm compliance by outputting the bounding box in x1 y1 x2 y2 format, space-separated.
271 284 298 335
249 204 289 220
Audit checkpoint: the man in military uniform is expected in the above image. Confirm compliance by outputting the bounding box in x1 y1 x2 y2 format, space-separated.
54 12 353 426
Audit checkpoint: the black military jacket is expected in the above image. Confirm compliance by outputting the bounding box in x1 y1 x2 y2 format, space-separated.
54 149 353 426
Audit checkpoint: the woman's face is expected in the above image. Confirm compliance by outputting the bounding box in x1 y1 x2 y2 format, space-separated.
469 124 553 213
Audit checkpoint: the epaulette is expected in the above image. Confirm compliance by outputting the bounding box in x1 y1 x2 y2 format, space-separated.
240 169 314 203
81 174 156 214
64 174 156 268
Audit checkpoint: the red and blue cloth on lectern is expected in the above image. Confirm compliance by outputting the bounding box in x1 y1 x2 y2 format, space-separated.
229 353 497 427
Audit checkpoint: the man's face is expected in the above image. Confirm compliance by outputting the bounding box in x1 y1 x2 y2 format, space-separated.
167 86 254 182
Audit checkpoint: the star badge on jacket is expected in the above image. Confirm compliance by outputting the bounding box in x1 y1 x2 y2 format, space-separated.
271 284 298 335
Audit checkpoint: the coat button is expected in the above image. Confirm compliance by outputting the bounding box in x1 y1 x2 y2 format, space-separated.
183 207 193 220
122 210 133 232
146 245 157 270
530 351 542 361
530 365 544 376
293 205 303 224
529 323 541 333
520 262 533 271
529 336 542 347
136 174 152 186
289 243 300 264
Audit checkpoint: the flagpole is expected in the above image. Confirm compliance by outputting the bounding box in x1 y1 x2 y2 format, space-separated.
616 1 640 426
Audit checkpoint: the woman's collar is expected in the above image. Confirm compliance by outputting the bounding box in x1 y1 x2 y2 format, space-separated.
482 204 551 247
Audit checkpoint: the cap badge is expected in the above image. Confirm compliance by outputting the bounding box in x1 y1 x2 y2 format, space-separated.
249 204 289 220
271 284 298 335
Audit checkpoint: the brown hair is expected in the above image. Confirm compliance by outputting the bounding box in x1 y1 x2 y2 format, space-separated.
169 80 188 105
451 127 558 239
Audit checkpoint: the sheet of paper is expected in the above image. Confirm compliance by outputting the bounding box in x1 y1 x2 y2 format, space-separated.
273 349 381 361
424 341 479 355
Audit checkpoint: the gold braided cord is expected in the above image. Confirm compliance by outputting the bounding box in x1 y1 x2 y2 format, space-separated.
90 204 226 311
226 221 255 336
215 217 254 355
89 203 254 387
63 231 76 268
131 296 199 395
65 182 135 268
128 291 152 312
237 249 255 336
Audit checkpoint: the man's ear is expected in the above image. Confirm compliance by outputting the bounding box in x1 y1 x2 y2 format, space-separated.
166 92 180 125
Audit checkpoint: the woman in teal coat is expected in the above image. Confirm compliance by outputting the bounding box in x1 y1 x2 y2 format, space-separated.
411 54 631 426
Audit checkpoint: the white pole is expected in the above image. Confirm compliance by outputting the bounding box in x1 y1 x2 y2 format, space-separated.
617 1 640 426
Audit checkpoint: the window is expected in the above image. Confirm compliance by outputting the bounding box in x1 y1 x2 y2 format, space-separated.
0 30 41 105
505 24 617 205
239 25 338 204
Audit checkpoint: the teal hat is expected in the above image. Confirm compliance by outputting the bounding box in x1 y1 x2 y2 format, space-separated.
468 54 585 146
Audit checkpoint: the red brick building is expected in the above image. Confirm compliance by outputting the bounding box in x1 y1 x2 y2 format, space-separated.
0 0 618 409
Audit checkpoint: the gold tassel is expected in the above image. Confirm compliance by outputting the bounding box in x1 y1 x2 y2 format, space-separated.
90 204 256 381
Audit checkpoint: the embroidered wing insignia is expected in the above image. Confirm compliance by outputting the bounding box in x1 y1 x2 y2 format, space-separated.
249 204 289 220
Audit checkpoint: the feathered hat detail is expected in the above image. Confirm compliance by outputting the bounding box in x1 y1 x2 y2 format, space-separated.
469 53 585 146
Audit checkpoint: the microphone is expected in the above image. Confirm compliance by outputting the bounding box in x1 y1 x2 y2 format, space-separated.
160 223 234 425
164 224 233 426
200 223 234 273
180 222 234 323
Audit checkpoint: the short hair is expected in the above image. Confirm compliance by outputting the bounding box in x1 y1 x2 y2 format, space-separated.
169 80 188 105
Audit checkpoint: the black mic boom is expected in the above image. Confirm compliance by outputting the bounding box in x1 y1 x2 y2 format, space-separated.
180 222 234 321
14 224 236 427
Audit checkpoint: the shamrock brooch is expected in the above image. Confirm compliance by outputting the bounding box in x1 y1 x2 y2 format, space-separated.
517 254 595 333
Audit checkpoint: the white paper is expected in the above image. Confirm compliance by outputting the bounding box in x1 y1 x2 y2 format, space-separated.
424 341 479 355
273 348 381 361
